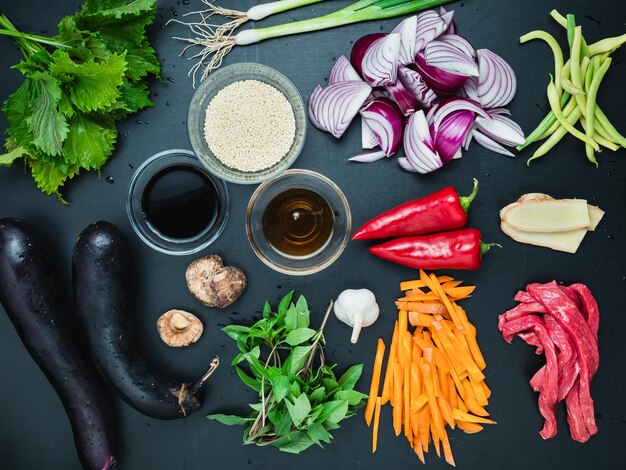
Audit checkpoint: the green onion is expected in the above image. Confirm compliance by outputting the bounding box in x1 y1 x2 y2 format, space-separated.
172 0 453 85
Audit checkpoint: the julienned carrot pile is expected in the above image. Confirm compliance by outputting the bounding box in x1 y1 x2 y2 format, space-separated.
365 271 494 466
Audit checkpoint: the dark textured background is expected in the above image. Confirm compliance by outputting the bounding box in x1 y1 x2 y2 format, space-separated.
1 0 625 469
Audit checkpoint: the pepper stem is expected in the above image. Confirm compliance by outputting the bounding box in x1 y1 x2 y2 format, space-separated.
480 242 502 255
459 178 479 213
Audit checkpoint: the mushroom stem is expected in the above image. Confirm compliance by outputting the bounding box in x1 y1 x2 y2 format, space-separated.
351 317 363 344
170 312 190 331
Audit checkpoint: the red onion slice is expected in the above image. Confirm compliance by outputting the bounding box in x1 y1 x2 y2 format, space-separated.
361 118 378 149
437 34 476 59
349 149 387 163
360 98 404 156
477 48 517 109
435 109 475 163
309 81 372 138
415 10 448 53
440 7 457 34
403 110 443 174
351 33 387 78
398 66 437 108
475 113 525 147
430 98 489 132
425 38 479 77
460 76 479 101
472 129 516 157
308 85 326 131
383 80 418 116
328 55 362 84
361 33 401 87
392 15 418 66
414 54 468 95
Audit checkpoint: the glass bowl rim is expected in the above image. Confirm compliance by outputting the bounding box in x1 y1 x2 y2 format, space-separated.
126 148 230 256
187 62 307 185
245 169 351 276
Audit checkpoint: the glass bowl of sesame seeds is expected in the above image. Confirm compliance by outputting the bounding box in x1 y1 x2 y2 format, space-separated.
187 63 307 185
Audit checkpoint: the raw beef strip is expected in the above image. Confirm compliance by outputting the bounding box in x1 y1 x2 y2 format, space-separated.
499 315 558 439
565 381 590 443
527 282 598 437
570 283 600 338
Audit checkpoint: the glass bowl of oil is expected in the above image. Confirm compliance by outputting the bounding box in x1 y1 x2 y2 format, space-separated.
127 149 229 255
246 169 351 275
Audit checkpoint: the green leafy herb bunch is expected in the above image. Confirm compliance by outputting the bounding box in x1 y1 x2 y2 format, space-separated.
0 0 160 201
208 291 367 454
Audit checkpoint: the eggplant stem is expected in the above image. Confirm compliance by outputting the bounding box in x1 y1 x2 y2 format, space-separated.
189 356 220 395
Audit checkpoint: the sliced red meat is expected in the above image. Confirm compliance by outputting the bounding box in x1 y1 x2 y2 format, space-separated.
526 282 598 438
499 315 558 439
565 381 590 443
570 283 600 338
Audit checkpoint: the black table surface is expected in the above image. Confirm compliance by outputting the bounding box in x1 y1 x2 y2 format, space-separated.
1 0 625 469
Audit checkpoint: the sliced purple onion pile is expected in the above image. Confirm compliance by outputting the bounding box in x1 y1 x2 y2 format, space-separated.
307 8 525 174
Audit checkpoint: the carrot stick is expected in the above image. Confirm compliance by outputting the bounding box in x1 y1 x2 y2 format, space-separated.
398 309 408 336
400 276 453 291
428 273 463 328
422 363 446 439
444 286 476 299
432 428 441 458
403 339 412 439
381 322 398 404
456 421 484 434
365 339 386 426
393 360 403 436
440 427 456 467
451 409 496 424
441 280 464 289
414 439 425 464
372 397 382 452
418 405 430 453
481 381 492 399
438 395 455 428
448 377 458 410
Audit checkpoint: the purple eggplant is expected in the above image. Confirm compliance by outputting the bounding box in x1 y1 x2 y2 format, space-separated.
0 218 117 470
72 221 218 420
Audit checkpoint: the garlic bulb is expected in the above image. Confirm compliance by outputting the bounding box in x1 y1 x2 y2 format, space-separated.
334 289 380 343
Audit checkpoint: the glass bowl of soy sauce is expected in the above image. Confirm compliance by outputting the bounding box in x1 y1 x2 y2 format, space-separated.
246 169 351 275
127 149 229 255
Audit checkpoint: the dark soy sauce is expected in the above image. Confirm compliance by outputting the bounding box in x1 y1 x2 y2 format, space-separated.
141 165 218 240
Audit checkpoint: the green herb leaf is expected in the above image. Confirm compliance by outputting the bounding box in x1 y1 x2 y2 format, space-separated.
26 73 69 156
0 146 25 166
306 423 332 446
235 367 261 393
222 324 251 342
63 112 116 170
334 390 368 406
206 414 249 426
274 411 293 437
271 375 291 403
27 157 75 198
278 291 294 316
51 51 126 112
285 328 317 346
322 378 339 394
337 364 363 391
81 0 156 19
309 387 326 403
276 431 314 454
317 400 349 424
285 304 298 331
286 394 311 427
262 301 272 318
289 345 313 375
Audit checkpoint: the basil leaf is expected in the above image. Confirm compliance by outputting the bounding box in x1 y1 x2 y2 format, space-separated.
284 304 298 331
271 375 290 403
322 378 339 394
222 324 250 342
286 394 311 428
337 364 363 391
206 414 249 426
274 411 293 437
278 291 294 316
262 301 272 318
309 387 326 403
289 345 313 375
334 390 368 406
235 367 261 393
317 400 348 424
285 328 317 346
276 431 314 454
306 423 332 446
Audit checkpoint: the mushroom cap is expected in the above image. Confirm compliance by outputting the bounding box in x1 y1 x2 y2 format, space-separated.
157 309 204 347
185 255 224 306
209 266 247 308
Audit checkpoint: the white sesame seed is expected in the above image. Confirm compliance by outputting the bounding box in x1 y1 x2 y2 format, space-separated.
203 80 296 172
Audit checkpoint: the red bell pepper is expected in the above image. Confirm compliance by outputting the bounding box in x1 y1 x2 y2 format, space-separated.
352 179 478 240
369 228 497 271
